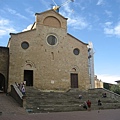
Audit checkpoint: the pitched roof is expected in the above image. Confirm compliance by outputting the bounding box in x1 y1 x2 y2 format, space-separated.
115 80 120 83
67 33 88 45
35 9 68 20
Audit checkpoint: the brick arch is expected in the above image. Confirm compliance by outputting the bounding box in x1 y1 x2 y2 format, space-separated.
24 60 36 69
0 73 5 92
24 60 35 86
70 65 80 72
43 16 61 28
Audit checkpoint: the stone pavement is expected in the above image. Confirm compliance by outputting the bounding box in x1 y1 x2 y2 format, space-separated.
0 93 120 120
0 93 27 115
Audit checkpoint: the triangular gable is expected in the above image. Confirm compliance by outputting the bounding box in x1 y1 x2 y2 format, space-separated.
35 9 68 20
67 33 88 45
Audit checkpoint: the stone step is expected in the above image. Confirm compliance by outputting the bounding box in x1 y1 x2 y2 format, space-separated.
25 102 120 113
24 87 120 113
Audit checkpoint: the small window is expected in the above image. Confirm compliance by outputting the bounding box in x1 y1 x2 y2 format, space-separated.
73 48 80 55
21 41 29 49
47 35 57 45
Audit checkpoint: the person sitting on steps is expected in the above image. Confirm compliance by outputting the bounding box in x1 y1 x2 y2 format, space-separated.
102 93 107 98
98 99 102 106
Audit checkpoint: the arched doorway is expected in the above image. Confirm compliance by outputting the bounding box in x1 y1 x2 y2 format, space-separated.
0 73 5 92
24 70 33 86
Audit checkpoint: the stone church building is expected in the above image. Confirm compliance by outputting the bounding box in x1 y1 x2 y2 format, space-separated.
0 9 93 92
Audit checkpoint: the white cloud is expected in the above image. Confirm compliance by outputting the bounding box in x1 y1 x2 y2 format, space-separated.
105 22 112 26
67 17 88 29
25 8 34 17
97 74 120 84
104 28 114 35
22 24 33 32
0 18 16 37
5 7 28 20
0 19 9 25
0 30 7 37
114 24 120 35
60 3 89 30
40 0 52 10
104 22 120 37
105 10 112 17
96 0 104 5
60 1 74 16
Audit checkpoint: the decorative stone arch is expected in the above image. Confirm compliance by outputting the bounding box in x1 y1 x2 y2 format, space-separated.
23 60 36 86
70 66 80 88
70 65 80 72
43 16 61 28
24 60 36 70
0 73 5 92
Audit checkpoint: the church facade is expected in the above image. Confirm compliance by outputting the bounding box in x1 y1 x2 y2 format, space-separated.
0 10 92 92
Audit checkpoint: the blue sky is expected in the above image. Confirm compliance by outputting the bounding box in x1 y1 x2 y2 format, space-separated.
0 0 120 84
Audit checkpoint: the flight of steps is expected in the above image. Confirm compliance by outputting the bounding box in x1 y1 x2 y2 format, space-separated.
24 87 120 113
87 88 120 110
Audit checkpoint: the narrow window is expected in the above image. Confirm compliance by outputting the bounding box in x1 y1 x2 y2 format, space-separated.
51 52 54 60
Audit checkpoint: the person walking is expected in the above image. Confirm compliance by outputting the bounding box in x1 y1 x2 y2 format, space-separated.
21 85 26 95
83 101 88 110
87 100 91 111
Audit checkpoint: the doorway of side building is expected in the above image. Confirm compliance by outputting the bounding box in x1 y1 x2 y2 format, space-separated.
71 73 78 88
24 70 33 86
0 73 5 92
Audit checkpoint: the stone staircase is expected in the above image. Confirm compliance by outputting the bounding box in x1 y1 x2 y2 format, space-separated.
24 87 120 113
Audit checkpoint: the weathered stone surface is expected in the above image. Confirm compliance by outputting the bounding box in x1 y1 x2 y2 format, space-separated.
7 10 90 91
0 47 9 92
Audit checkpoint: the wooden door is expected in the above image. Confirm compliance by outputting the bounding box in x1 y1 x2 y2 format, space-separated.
71 73 78 88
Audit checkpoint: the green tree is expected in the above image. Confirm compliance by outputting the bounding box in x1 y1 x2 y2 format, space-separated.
110 85 120 95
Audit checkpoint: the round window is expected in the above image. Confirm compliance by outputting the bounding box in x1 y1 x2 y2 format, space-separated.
73 48 80 55
21 41 29 49
47 35 57 45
